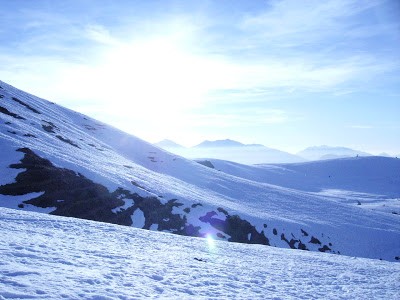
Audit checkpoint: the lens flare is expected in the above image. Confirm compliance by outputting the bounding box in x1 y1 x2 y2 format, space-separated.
206 234 215 251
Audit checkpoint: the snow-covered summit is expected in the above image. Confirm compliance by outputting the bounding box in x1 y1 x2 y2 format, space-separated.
194 139 246 148
298 145 371 161
156 139 305 164
154 139 185 148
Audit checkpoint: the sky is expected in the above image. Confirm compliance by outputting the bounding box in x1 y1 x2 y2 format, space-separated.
0 0 399 154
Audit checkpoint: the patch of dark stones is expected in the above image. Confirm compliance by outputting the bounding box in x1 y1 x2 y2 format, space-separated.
0 148 198 235
199 211 270 245
56 135 80 148
310 236 322 244
318 245 331 252
84 125 97 131
0 106 25 120
301 229 309 236
280 233 309 250
11 97 41 114
41 120 58 133
196 160 215 169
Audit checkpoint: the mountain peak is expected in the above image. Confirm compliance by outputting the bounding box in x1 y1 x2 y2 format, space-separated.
154 139 184 148
297 145 371 161
194 139 245 148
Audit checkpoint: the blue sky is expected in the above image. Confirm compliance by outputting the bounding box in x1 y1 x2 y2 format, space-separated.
1 0 399 154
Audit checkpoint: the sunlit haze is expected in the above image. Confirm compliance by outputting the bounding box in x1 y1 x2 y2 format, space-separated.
0 0 399 155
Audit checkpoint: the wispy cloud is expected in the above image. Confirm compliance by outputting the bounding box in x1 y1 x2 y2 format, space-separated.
348 125 374 129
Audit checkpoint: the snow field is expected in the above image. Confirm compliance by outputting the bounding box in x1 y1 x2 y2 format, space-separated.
0 207 399 300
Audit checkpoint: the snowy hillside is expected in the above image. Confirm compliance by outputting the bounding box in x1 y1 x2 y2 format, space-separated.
1 207 399 299
0 80 400 262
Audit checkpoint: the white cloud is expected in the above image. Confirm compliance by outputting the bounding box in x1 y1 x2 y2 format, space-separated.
85 24 119 46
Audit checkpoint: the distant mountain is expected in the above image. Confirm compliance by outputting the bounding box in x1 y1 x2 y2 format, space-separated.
156 139 305 164
155 139 185 148
378 152 392 157
193 139 245 148
298 146 371 161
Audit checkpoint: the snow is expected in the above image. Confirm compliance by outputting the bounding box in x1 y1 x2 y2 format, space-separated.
131 208 145 228
111 198 134 214
1 79 400 262
158 143 305 164
0 207 399 299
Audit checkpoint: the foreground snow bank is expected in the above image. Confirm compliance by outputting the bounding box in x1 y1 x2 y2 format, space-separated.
0 208 399 299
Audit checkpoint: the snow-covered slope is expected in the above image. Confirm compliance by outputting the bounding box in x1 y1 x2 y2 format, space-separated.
1 207 399 299
0 80 400 262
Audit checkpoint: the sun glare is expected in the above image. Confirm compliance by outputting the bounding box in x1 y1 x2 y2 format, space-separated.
101 40 207 111
206 234 216 250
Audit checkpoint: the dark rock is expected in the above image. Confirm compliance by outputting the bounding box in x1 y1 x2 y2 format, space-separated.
196 160 215 169
0 148 129 225
318 245 331 252
84 125 97 131
301 229 309 236
131 181 145 189
199 211 269 245
217 232 226 239
11 97 41 114
298 240 308 250
191 203 203 208
217 207 228 215
41 121 57 133
56 135 80 148
0 106 25 120
288 239 298 249
309 236 322 245
194 257 206 262
273 228 278 235
0 148 194 235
